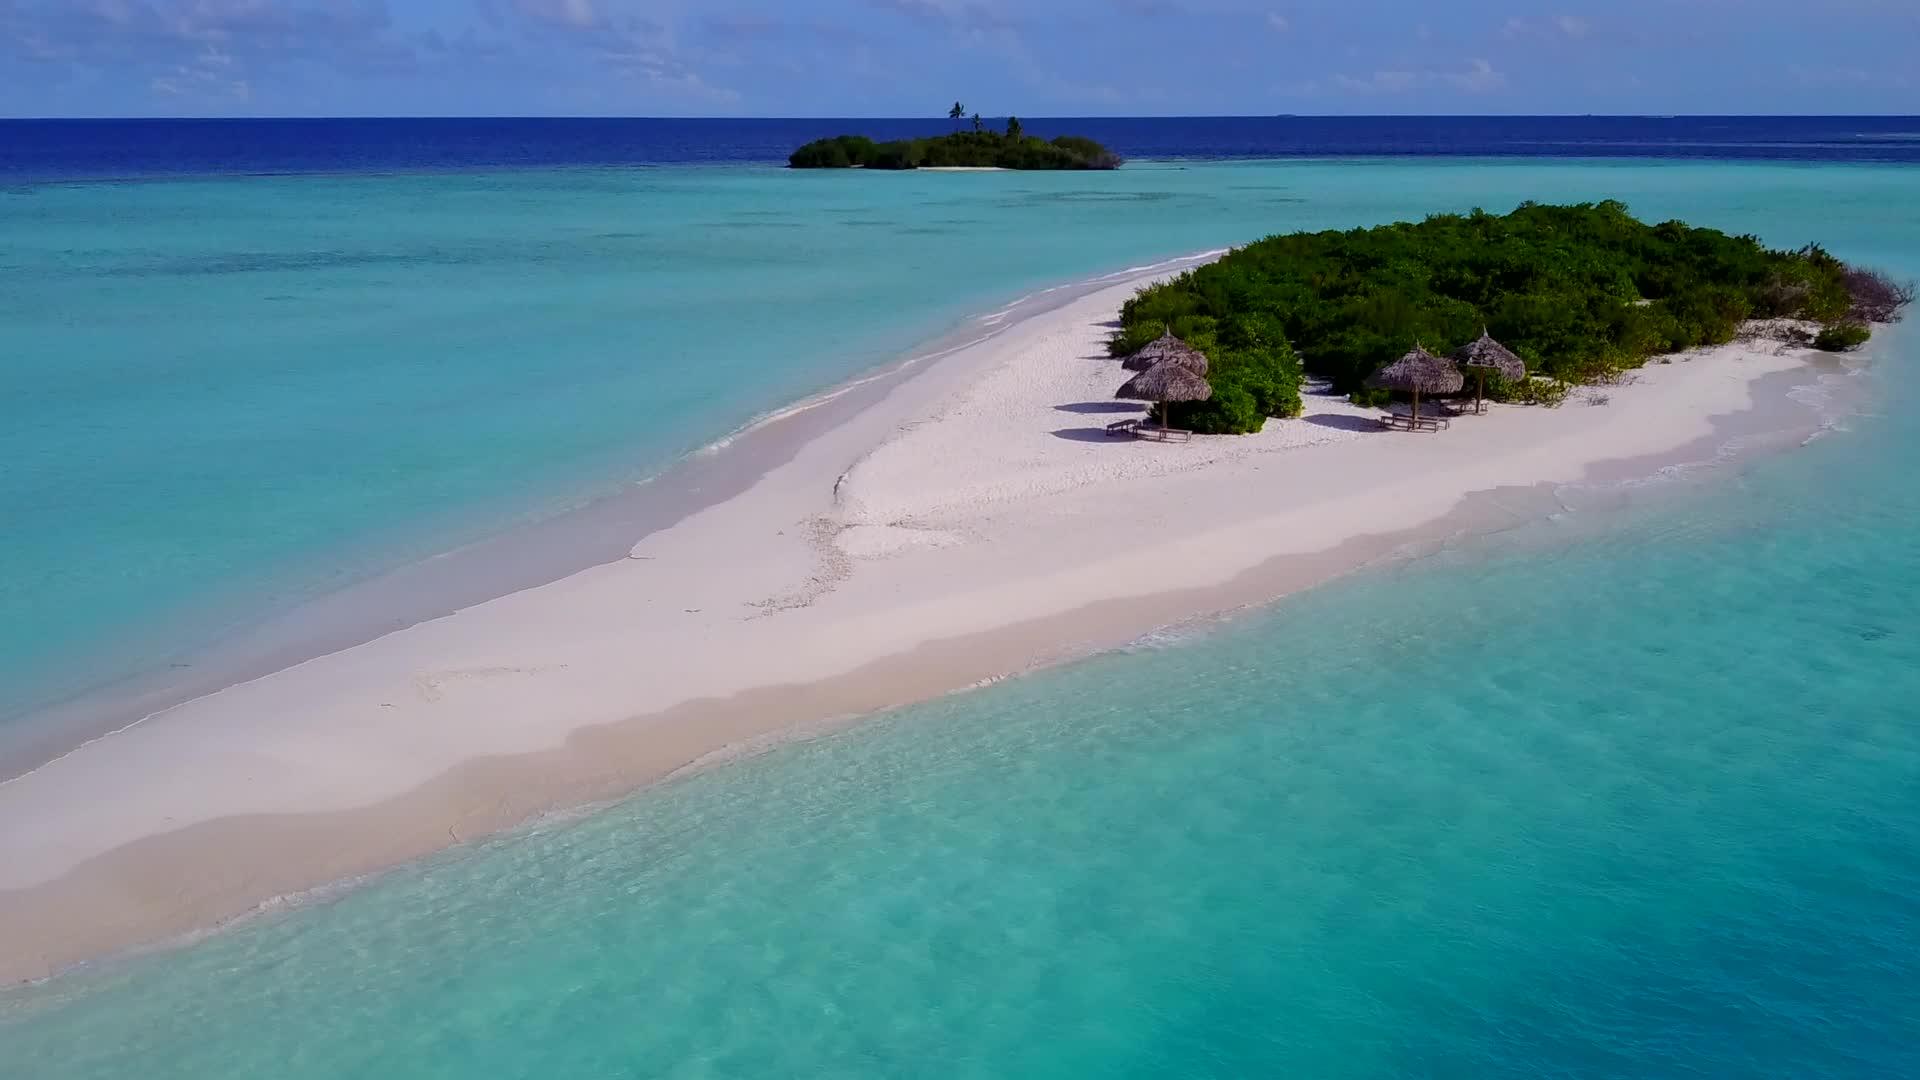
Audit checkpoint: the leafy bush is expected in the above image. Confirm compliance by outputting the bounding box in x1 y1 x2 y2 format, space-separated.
1122 310 1304 434
1172 384 1263 434
1118 201 1875 402
789 130 1121 171
1049 135 1124 169
1107 320 1168 357
1814 322 1872 352
1492 376 1571 407
786 135 875 168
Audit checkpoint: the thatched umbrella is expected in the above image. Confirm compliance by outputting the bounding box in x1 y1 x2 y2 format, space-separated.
1451 330 1525 414
1116 359 1212 428
1366 345 1463 425
1121 330 1209 375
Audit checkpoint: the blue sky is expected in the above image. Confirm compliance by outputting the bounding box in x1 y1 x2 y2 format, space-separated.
2 0 1915 117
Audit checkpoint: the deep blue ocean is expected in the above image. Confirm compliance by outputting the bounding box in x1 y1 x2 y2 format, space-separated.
2 119 1919 1077
5 115 1920 180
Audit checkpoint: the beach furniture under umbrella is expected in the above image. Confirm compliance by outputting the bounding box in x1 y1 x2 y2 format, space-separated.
1121 330 1209 375
1116 359 1212 434
1451 330 1526 414
1366 345 1463 430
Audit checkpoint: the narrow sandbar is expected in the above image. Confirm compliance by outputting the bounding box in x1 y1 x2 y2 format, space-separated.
0 260 1830 984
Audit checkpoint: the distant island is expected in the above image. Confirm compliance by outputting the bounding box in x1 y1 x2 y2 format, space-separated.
1112 201 1910 434
790 104 1121 171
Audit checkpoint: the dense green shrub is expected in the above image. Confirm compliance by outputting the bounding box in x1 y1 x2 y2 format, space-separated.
1492 376 1571 407
1109 311 1304 434
1173 384 1262 433
1107 320 1168 357
786 135 876 168
1814 322 1872 351
1048 135 1124 169
1118 202 1885 404
789 130 1121 171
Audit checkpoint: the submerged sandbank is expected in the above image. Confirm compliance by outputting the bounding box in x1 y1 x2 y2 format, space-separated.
0 262 1832 984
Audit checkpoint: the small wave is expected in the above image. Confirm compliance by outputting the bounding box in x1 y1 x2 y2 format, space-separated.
1125 611 1238 651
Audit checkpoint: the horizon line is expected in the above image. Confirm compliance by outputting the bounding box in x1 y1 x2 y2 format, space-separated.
5 112 1920 123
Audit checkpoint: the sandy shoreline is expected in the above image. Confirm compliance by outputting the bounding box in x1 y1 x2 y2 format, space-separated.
0 251 1229 782
0 262 1830 985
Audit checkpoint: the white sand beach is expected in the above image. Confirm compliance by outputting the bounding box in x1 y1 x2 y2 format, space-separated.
0 262 1821 984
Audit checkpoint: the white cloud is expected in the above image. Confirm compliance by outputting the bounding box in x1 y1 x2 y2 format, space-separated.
554 0 599 29
0 0 421 105
513 0 619 31
1266 12 1289 32
1334 58 1505 95
496 0 745 103
1333 69 1413 93
1790 63 1911 89
149 47 251 102
1450 57 1504 92
1505 14 1592 41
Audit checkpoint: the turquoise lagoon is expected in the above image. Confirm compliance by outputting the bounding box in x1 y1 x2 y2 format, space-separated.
2 160 1918 1076
5 159 1915 742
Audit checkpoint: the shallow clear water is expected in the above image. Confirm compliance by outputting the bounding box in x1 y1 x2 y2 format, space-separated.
4 347 1917 1077
2 162 1918 1076
5 158 1916 735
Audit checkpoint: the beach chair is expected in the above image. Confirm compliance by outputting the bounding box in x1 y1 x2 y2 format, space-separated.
1105 418 1141 437
1378 412 1448 432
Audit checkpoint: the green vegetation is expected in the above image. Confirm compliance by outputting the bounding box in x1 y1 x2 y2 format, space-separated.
789 124 1122 171
1815 322 1872 351
1114 201 1908 434
1111 312 1305 432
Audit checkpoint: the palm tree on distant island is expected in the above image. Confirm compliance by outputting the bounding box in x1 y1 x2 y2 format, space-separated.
948 101 966 131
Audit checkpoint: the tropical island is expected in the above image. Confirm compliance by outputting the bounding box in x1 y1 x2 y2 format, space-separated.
789 102 1122 170
1110 201 1911 433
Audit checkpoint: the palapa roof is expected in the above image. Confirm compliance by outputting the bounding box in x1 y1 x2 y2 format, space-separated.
1116 360 1213 403
1451 331 1526 380
1366 345 1464 395
1121 330 1209 374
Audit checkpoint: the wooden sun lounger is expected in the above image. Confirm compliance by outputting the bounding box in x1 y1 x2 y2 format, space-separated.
1378 412 1449 432
1136 424 1193 442
1105 418 1193 442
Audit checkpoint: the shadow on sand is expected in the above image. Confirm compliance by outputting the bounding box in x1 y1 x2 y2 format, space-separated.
1302 413 1385 433
1050 427 1131 443
1055 402 1143 415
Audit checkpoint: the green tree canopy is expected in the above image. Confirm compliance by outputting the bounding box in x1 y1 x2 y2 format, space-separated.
789 130 1121 171
1112 201 1896 432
